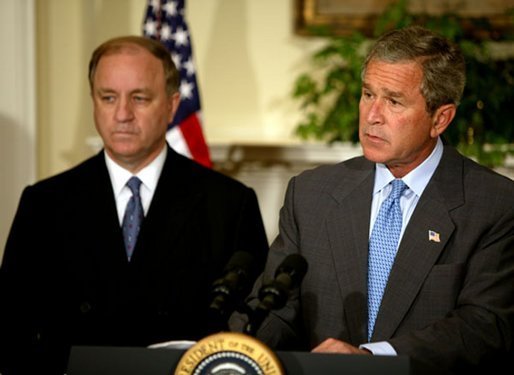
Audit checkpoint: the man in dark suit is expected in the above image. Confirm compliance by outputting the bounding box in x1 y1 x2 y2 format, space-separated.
0 36 268 374
230 26 514 373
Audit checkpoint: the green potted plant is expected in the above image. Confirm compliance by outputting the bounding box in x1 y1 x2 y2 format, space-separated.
293 0 514 167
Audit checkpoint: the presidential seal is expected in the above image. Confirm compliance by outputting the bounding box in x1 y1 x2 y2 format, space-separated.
174 332 284 375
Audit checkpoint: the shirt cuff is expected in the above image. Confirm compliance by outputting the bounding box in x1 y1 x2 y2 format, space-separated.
359 341 397 356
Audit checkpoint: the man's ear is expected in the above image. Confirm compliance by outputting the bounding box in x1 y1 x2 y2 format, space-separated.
168 92 181 123
431 104 456 138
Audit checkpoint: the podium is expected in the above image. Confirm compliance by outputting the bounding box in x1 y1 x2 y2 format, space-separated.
67 345 444 374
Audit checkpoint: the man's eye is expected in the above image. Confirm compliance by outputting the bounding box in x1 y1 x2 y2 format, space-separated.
101 95 115 103
134 96 149 103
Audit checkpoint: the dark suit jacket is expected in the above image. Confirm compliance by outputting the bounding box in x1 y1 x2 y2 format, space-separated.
232 146 514 374
0 146 268 374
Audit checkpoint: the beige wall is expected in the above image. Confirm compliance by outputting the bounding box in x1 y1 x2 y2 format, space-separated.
1 0 324 261
0 0 36 261
36 0 325 179
36 0 156 178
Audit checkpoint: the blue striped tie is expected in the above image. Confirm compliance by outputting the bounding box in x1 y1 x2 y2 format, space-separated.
367 179 407 341
122 177 143 261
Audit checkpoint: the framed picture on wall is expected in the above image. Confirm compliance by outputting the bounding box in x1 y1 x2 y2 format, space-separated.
294 0 514 37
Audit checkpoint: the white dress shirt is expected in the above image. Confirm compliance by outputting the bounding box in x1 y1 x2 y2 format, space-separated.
360 137 443 355
104 146 167 225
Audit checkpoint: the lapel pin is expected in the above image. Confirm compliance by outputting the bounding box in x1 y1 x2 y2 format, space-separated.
428 230 441 243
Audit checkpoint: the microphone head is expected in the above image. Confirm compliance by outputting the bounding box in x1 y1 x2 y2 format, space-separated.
224 251 256 278
275 254 308 287
209 251 256 315
257 254 308 311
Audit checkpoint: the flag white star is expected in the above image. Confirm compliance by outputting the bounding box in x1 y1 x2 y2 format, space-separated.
160 24 172 41
173 26 189 47
180 80 194 99
143 20 157 37
149 0 160 11
163 0 178 17
183 58 195 76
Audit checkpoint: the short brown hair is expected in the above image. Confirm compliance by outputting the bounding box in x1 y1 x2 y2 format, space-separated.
88 35 180 96
362 25 466 114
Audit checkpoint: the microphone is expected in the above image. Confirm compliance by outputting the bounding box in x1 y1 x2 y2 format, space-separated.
209 251 256 318
244 253 308 336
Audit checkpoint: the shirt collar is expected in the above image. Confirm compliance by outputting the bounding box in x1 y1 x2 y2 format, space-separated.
105 145 167 197
373 137 443 196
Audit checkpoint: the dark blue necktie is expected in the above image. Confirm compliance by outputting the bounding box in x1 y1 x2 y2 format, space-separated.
367 179 407 341
122 176 143 261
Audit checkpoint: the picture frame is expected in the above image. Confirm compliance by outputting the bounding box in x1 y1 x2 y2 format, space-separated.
294 0 514 38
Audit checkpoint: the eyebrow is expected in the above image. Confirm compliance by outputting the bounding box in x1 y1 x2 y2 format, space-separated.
95 87 152 95
382 88 404 99
363 82 404 99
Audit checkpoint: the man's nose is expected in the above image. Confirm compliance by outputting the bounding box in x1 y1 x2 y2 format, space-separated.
115 98 135 122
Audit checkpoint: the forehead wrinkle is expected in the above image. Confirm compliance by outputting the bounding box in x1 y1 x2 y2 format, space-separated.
365 63 423 100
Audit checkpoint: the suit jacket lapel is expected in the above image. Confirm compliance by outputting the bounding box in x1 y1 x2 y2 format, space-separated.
132 146 203 263
75 151 128 269
325 158 375 343
373 147 465 340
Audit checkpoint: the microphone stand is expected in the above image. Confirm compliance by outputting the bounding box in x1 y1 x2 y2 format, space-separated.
242 254 308 337
243 298 272 337
243 285 285 337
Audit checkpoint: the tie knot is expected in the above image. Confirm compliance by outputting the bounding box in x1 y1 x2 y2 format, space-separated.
390 179 407 201
126 176 142 196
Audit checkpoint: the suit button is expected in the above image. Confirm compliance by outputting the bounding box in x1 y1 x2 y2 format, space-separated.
80 302 92 313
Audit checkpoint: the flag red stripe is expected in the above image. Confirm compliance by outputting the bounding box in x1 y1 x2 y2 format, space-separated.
179 114 212 168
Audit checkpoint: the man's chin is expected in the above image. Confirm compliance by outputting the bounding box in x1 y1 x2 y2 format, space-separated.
107 143 141 158
362 146 389 164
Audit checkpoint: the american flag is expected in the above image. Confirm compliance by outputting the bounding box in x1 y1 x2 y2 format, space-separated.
428 230 441 243
143 0 212 168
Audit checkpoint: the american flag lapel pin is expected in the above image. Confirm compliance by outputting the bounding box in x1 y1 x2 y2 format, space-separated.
428 230 441 243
